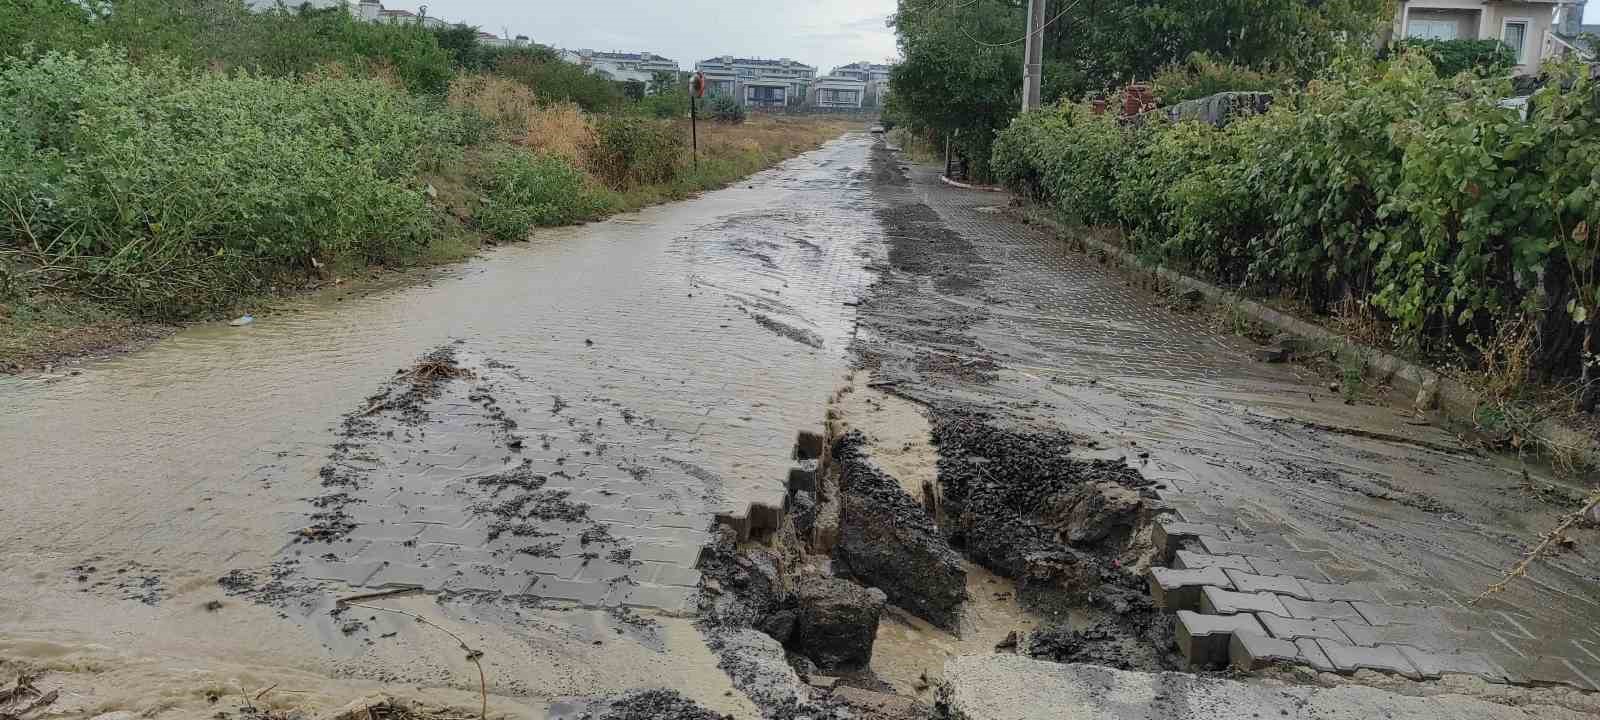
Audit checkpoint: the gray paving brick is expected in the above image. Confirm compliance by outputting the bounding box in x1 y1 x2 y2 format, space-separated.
1171 550 1252 572
1295 638 1336 672
1337 620 1474 654
1372 584 1437 606
1155 522 1228 557
1394 647 1509 683
1244 557 1327 580
1200 538 1335 563
298 558 384 585
1176 610 1266 668
1279 597 1364 623
1497 655 1600 691
1200 587 1288 617
645 562 701 588
611 583 697 614
1259 613 1350 644
1299 579 1380 604
365 561 449 592
1148 566 1232 611
1228 631 1297 671
526 576 613 606
1222 569 1310 600
1317 640 1421 679
1350 601 1445 627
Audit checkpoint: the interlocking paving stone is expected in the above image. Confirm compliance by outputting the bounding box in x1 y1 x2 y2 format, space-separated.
1299 579 1381 604
1223 569 1311 600
1336 620 1474 654
1317 640 1421 679
1155 521 1228 557
1372 584 1438 606
1279 597 1365 623
1148 566 1233 611
1395 647 1509 683
1200 538 1335 563
298 558 384 585
1176 610 1266 667
1351 601 1447 627
1200 587 1289 617
1295 638 1337 672
1259 613 1350 643
1228 631 1299 671
1172 550 1253 572
1497 654 1600 691
1244 557 1328 580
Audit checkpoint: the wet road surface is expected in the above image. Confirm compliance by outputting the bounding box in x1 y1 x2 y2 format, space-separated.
3 131 1597 717
859 145 1600 692
0 134 881 716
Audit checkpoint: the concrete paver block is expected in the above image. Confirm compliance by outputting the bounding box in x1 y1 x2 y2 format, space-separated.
1373 584 1437 606
1148 566 1232 611
1201 538 1333 563
1395 646 1509 683
1351 601 1445 627
1280 597 1363 623
1246 556 1327 580
1177 610 1266 668
1223 569 1311 600
1317 640 1422 679
1259 613 1350 643
1337 620 1473 653
1201 587 1289 617
1299 579 1380 604
941 654 1555 719
1229 631 1298 671
1173 550 1253 572
1155 521 1228 557
1295 638 1336 672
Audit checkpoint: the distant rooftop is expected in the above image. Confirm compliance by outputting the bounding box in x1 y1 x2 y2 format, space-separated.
698 56 816 69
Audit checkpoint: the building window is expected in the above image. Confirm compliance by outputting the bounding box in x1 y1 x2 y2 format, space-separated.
748 86 785 103
1502 20 1529 64
820 89 859 105
1407 18 1458 41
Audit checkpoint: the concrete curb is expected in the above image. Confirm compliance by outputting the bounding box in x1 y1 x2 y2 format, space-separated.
1019 206 1480 421
939 175 1006 193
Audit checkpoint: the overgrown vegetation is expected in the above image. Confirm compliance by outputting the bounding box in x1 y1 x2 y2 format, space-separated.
886 0 1391 181
0 0 859 366
993 53 1600 415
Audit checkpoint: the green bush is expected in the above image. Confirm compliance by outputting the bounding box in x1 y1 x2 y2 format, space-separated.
707 93 746 124
1391 38 1517 78
491 47 625 111
471 147 608 242
1150 52 1292 105
993 51 1600 373
587 116 684 189
991 104 1123 224
634 92 685 119
0 48 457 317
1 1 457 95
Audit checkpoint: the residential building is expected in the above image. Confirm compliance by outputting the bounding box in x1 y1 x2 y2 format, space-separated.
830 61 894 106
809 75 868 109
695 56 817 108
1393 0 1589 74
560 50 680 84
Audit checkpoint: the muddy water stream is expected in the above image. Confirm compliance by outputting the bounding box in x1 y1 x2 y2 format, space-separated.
0 134 881 717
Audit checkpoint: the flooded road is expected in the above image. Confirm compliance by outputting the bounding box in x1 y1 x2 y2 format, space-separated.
0 134 881 717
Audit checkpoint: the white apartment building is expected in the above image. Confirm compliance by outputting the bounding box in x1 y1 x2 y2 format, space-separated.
695 56 817 108
828 61 894 107
560 50 681 84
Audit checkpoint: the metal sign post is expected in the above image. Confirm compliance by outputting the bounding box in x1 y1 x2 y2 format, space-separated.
689 72 706 168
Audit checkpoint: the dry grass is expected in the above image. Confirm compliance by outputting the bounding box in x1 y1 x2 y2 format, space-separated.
448 75 596 168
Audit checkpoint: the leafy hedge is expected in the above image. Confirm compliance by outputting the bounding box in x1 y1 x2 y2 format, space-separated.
1391 38 1517 78
472 147 607 242
0 48 460 317
993 54 1600 374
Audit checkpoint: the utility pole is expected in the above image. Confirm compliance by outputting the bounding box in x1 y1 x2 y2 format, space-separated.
1020 0 1045 113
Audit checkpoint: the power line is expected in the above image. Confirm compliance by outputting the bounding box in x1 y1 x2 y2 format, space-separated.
957 0 1085 48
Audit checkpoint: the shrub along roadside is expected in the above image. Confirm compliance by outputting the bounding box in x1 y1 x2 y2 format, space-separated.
992 53 1600 395
0 46 861 368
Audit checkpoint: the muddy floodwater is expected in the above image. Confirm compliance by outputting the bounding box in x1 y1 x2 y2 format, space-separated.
0 135 882 717
3 131 1598 719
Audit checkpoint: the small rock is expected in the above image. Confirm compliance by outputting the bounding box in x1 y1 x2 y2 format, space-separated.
995 630 1019 651
1414 375 1440 411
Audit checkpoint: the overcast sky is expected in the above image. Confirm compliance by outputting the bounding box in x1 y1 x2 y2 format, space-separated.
404 0 899 73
